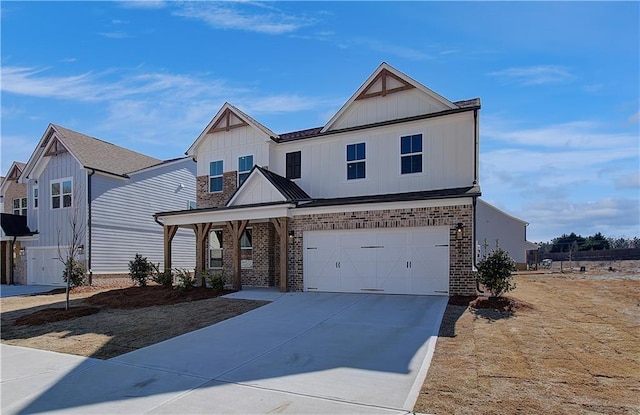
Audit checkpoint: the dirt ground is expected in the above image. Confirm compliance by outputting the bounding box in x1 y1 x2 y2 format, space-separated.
1 285 268 359
415 265 640 415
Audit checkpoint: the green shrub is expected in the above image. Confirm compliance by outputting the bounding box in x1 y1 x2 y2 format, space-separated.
206 271 226 291
62 258 87 287
175 268 196 291
152 267 173 288
477 247 516 297
128 254 154 287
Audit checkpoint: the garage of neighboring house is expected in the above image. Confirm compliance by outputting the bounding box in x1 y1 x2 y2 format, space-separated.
303 226 450 296
27 247 66 285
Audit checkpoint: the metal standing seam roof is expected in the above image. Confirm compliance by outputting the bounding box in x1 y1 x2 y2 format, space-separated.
51 124 161 177
255 166 311 202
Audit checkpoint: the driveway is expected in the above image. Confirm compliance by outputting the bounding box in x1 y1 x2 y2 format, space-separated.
0 284 59 298
1 292 447 414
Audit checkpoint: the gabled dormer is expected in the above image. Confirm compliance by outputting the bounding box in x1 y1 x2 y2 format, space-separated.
321 62 459 132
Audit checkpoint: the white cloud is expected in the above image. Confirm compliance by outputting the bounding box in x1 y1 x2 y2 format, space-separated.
98 31 131 39
629 110 640 124
488 65 575 86
172 2 312 35
117 1 166 9
615 172 640 189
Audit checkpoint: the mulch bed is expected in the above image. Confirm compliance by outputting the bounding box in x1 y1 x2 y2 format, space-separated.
449 295 535 312
13 286 236 326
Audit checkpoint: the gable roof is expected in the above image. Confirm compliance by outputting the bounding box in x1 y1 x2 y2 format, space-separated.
227 165 310 207
22 124 161 179
5 162 26 181
186 102 277 157
321 62 458 133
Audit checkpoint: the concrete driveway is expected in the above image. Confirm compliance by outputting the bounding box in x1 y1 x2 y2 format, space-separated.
0 284 60 298
1 292 447 414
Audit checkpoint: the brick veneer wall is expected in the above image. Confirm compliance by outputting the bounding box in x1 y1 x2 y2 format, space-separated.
3 181 28 214
196 171 237 208
288 203 477 295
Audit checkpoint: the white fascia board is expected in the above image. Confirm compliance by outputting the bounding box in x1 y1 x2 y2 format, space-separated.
158 204 295 227
293 197 474 217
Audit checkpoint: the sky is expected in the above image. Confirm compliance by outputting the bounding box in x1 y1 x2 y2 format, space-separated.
1 1 638 243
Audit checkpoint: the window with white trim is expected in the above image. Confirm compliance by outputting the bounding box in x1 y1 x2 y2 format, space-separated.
240 228 252 269
209 160 223 192
13 198 27 216
33 185 39 209
400 134 423 174
51 178 72 209
346 142 366 180
209 229 223 269
238 155 253 186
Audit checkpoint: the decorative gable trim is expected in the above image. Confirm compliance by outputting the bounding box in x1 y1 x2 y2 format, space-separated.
43 137 69 156
6 164 22 181
355 68 415 100
207 107 249 134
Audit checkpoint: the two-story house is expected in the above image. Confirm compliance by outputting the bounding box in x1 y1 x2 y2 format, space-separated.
156 63 481 296
1 161 31 284
16 124 197 286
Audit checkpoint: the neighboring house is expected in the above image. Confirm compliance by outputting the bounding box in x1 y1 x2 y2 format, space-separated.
1 162 31 284
156 62 482 296
476 199 538 268
15 124 196 285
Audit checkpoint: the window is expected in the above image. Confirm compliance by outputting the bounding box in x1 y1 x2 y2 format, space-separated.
188 200 197 210
209 229 223 269
401 134 423 174
13 198 27 216
347 143 366 180
51 178 73 209
240 228 252 269
286 151 301 179
238 155 253 186
209 160 223 192
33 186 39 209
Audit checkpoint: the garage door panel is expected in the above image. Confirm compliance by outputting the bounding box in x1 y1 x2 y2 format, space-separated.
28 248 66 286
304 227 450 296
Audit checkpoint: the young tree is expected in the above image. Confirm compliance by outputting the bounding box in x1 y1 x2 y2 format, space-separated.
57 185 87 310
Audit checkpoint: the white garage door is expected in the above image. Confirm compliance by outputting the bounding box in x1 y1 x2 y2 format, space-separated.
304 227 449 296
27 247 66 285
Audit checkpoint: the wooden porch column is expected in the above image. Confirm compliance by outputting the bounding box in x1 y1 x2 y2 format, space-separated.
163 225 178 272
270 217 289 293
191 223 212 285
227 220 249 291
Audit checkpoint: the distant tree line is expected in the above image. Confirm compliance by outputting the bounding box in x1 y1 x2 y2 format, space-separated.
537 232 639 254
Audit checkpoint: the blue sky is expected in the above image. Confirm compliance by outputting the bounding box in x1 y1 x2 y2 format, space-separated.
1 1 638 242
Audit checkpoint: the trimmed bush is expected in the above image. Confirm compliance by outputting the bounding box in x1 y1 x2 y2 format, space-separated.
62 258 87 287
206 271 226 291
477 248 516 297
128 254 154 287
152 268 173 288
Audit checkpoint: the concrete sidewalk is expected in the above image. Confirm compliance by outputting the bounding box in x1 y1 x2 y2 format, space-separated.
1 292 447 414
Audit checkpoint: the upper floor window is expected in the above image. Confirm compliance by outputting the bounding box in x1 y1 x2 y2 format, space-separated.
286 151 301 180
238 155 253 186
400 134 423 174
51 178 72 209
33 186 39 209
209 229 223 269
13 198 27 216
209 160 223 193
347 143 366 180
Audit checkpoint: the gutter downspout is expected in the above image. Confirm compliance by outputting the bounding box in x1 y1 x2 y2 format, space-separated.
473 108 479 185
87 169 95 285
473 108 483 294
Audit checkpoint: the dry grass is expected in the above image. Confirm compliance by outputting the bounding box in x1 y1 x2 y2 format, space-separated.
1 285 268 359
415 271 640 415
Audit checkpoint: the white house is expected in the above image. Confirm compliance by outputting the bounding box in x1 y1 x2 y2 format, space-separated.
15 124 197 285
156 62 482 296
476 199 538 267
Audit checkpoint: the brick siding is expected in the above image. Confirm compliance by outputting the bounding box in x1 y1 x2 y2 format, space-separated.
196 171 237 208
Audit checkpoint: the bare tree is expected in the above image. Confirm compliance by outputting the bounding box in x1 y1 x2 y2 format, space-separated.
57 184 86 310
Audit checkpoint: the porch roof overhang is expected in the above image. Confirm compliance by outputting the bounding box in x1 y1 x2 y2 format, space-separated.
1 213 38 237
155 201 296 227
